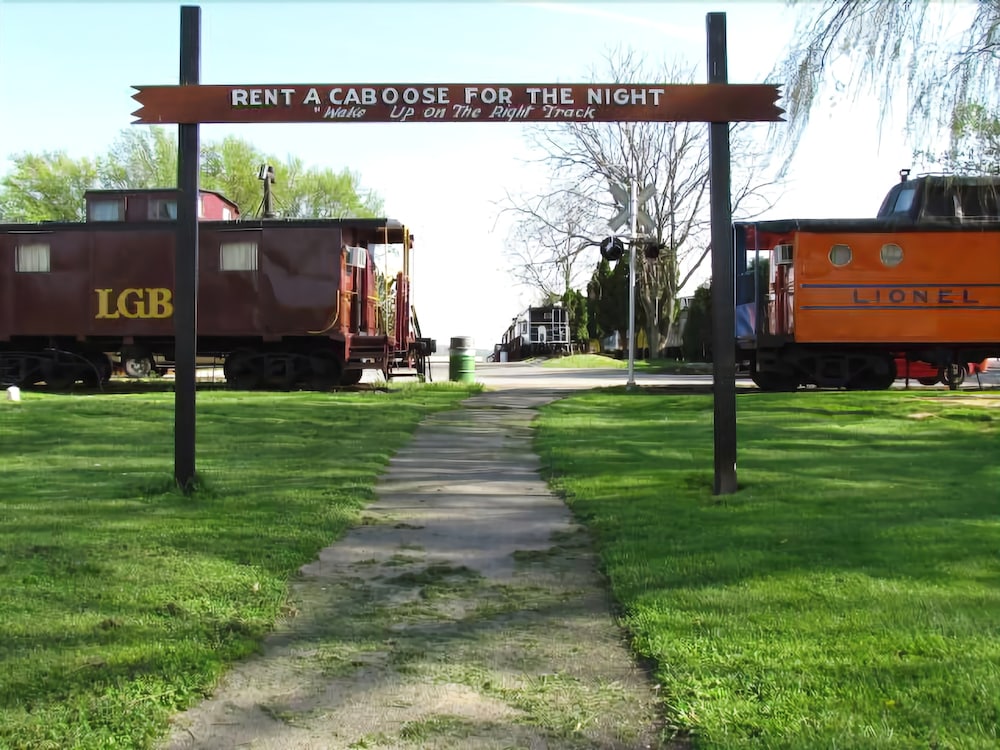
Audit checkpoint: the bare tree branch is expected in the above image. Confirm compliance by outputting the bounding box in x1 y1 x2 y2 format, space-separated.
772 0 1000 173
497 48 778 355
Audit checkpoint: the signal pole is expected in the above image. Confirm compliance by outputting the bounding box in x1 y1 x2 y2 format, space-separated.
626 170 637 390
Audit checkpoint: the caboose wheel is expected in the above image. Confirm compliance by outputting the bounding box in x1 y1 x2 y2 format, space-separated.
751 370 799 392
339 369 363 386
268 354 298 391
916 377 940 386
307 350 343 390
82 352 112 387
123 355 153 379
41 360 76 390
942 364 966 390
224 350 260 390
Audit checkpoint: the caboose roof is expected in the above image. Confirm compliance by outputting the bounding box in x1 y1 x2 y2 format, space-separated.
83 187 241 210
0 215 412 243
736 217 1000 234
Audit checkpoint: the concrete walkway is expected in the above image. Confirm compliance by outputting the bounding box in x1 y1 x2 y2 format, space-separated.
162 388 666 749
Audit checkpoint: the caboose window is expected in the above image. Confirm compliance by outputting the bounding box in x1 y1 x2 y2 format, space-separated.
829 244 852 267
16 243 50 273
893 188 915 214
89 199 124 222
148 199 178 220
880 243 904 267
220 241 258 271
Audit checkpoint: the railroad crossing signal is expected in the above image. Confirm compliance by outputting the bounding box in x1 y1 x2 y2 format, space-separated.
608 181 656 234
599 235 625 262
635 184 655 234
608 182 629 231
639 239 665 259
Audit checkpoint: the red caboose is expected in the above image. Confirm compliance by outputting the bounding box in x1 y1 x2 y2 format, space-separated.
0 188 432 389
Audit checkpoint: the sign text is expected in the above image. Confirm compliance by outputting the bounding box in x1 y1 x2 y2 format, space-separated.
132 83 784 124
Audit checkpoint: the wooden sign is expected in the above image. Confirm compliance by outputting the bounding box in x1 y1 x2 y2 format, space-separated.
132 83 784 124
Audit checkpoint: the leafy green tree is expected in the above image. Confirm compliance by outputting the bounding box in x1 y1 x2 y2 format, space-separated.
681 283 713 363
586 258 623 341
0 151 98 222
198 134 385 218
0 128 384 221
585 256 646 347
279 165 385 219
98 126 177 189
200 135 269 213
914 103 1000 175
560 288 588 346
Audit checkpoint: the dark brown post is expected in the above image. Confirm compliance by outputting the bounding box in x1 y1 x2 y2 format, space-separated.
174 5 200 492
707 12 738 495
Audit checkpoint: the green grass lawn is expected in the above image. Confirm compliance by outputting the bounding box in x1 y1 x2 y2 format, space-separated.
0 384 473 749
535 389 1000 749
540 354 713 374
540 353 627 368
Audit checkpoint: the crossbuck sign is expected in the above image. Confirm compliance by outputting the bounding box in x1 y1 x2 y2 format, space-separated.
609 182 656 234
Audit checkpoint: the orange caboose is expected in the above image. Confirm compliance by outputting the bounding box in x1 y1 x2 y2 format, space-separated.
736 173 1000 390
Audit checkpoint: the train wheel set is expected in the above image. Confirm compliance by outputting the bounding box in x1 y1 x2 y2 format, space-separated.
220 348 350 391
750 348 898 392
0 343 371 392
0 348 114 390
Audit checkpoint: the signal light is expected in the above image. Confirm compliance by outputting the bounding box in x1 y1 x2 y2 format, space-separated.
600 236 624 262
642 240 665 259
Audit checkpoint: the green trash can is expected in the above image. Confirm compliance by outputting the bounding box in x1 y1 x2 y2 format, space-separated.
448 336 476 383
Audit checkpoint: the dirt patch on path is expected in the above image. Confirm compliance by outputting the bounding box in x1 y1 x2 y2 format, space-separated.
161 389 668 749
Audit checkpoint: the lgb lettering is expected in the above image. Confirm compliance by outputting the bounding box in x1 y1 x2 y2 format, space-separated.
95 288 173 319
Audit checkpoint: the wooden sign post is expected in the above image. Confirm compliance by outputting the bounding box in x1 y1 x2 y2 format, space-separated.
150 5 783 495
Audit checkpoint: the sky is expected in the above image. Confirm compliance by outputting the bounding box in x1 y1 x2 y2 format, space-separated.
0 0 959 350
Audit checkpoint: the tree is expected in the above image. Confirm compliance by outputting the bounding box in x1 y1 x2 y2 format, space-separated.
775 0 1000 163
561 287 589 347
200 134 271 213
172 131 386 218
914 103 1000 174
0 128 384 222
276 162 385 219
0 152 98 222
681 283 713 363
749 255 770 329
501 185 606 301
503 48 775 357
586 256 636 345
98 126 177 189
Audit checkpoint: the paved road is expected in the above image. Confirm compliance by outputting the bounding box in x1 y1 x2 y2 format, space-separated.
420 359 717 390
188 356 998 391
406 357 1000 391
